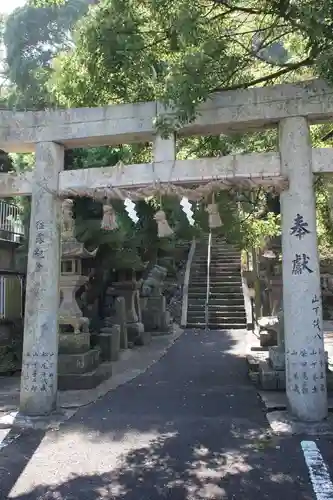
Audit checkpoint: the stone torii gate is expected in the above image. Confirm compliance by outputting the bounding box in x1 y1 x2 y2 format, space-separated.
0 79 333 422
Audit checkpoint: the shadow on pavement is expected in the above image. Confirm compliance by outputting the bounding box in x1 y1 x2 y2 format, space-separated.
0 428 45 499
5 330 313 499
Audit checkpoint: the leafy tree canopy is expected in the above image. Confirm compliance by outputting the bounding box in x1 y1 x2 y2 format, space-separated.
44 0 322 131
4 0 333 260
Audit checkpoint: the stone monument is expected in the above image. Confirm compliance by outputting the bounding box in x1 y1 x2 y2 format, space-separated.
91 295 127 363
108 270 149 346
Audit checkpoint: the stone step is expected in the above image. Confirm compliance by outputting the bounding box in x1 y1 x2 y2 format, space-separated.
189 290 243 297
209 287 244 294
208 320 247 327
210 277 242 282
209 313 247 320
191 281 242 286
188 298 245 305
194 255 240 261
192 268 240 274
188 313 246 322
188 292 244 300
58 348 100 375
186 322 246 330
187 315 205 322
192 269 241 275
188 303 244 310
210 264 242 269
58 361 113 391
210 283 243 289
190 281 242 287
193 255 240 260
210 253 240 257
189 315 247 323
188 286 207 292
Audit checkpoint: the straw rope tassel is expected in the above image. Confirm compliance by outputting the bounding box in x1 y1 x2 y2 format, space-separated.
101 204 118 230
206 192 222 228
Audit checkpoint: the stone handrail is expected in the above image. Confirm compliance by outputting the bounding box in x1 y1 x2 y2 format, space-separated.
181 237 196 327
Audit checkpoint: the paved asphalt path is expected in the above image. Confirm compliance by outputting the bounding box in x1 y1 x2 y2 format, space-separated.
0 329 332 499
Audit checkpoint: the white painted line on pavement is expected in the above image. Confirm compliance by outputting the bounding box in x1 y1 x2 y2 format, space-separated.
0 412 20 451
0 428 12 450
301 440 333 500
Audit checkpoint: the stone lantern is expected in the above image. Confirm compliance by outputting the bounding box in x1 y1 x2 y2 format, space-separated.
59 238 94 334
57 199 112 390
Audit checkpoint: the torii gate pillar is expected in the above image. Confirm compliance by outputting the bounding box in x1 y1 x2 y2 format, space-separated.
280 117 327 421
20 142 63 416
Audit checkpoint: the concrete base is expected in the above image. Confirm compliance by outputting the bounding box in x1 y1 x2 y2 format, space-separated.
58 348 100 375
266 410 333 435
135 331 152 346
92 325 121 362
58 332 90 354
58 361 113 391
259 390 333 411
3 409 77 431
127 321 144 343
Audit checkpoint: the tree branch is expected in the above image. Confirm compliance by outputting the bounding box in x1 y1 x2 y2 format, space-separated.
210 0 265 16
212 56 313 92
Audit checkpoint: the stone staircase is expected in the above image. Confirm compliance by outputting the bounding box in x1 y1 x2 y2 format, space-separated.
186 236 247 330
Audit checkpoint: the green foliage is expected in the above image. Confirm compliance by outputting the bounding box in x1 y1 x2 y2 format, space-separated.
3 0 90 109
315 177 333 257
6 0 333 262
47 0 317 133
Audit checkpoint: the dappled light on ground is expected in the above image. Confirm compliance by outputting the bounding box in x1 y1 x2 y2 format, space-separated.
0 330 312 499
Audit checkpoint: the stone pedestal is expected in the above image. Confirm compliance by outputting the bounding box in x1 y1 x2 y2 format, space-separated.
58 332 90 354
115 297 128 349
112 281 145 345
58 331 112 390
258 316 280 347
280 117 327 421
142 296 171 335
92 324 121 362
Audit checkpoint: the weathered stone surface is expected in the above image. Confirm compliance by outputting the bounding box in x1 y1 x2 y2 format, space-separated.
259 360 286 391
260 330 277 348
269 346 285 371
127 322 144 344
135 331 152 346
280 117 327 421
246 354 261 373
141 265 167 298
115 297 128 349
2 80 333 153
58 348 100 375
20 141 64 416
98 325 121 362
258 316 279 330
58 333 90 354
58 361 113 391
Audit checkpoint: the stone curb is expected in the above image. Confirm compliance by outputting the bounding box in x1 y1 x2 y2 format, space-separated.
0 325 184 430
